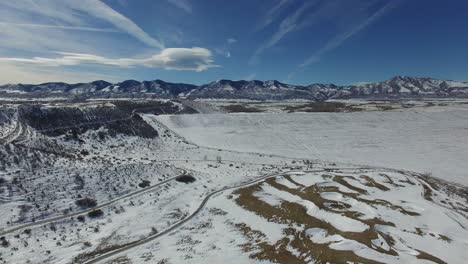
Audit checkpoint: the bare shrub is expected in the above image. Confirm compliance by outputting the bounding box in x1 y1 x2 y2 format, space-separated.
138 180 150 188
87 209 104 218
75 198 97 208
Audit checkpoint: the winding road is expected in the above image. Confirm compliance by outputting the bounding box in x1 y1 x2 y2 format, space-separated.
82 168 332 264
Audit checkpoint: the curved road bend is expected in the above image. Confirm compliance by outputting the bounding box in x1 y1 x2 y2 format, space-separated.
84 168 330 264
0 169 187 237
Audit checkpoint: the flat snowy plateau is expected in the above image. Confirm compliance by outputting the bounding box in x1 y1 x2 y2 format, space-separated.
157 105 468 185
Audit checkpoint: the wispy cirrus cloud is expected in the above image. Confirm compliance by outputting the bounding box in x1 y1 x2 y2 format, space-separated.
252 0 400 71
255 0 292 31
0 22 119 33
215 38 238 58
0 61 119 84
0 0 164 50
0 47 218 72
69 0 165 49
244 73 257 80
166 0 192 14
299 0 400 68
287 0 400 81
250 0 320 65
0 22 100 54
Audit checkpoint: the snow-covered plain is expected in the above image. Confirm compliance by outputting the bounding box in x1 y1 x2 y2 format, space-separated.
157 108 468 185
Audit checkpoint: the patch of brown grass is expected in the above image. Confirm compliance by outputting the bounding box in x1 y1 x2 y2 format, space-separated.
233 180 398 262
415 249 446 264
230 171 447 263
360 175 390 191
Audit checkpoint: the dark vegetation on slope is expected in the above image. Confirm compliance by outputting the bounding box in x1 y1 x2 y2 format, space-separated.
0 99 198 172
113 100 196 115
176 175 196 183
14 100 194 139
75 198 97 208
87 209 104 218
138 180 151 188
223 104 264 113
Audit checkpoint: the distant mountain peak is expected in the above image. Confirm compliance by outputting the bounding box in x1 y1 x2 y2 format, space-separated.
1 76 467 100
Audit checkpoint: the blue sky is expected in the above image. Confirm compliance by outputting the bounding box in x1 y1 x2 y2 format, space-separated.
0 0 467 85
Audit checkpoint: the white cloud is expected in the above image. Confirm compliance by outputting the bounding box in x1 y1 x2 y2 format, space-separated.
0 47 218 72
0 0 218 84
227 38 237 44
166 0 192 14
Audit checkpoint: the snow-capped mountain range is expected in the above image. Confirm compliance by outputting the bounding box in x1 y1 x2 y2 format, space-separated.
1 76 467 100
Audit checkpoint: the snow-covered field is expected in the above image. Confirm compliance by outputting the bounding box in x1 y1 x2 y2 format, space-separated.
1 102 467 264
157 108 468 185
